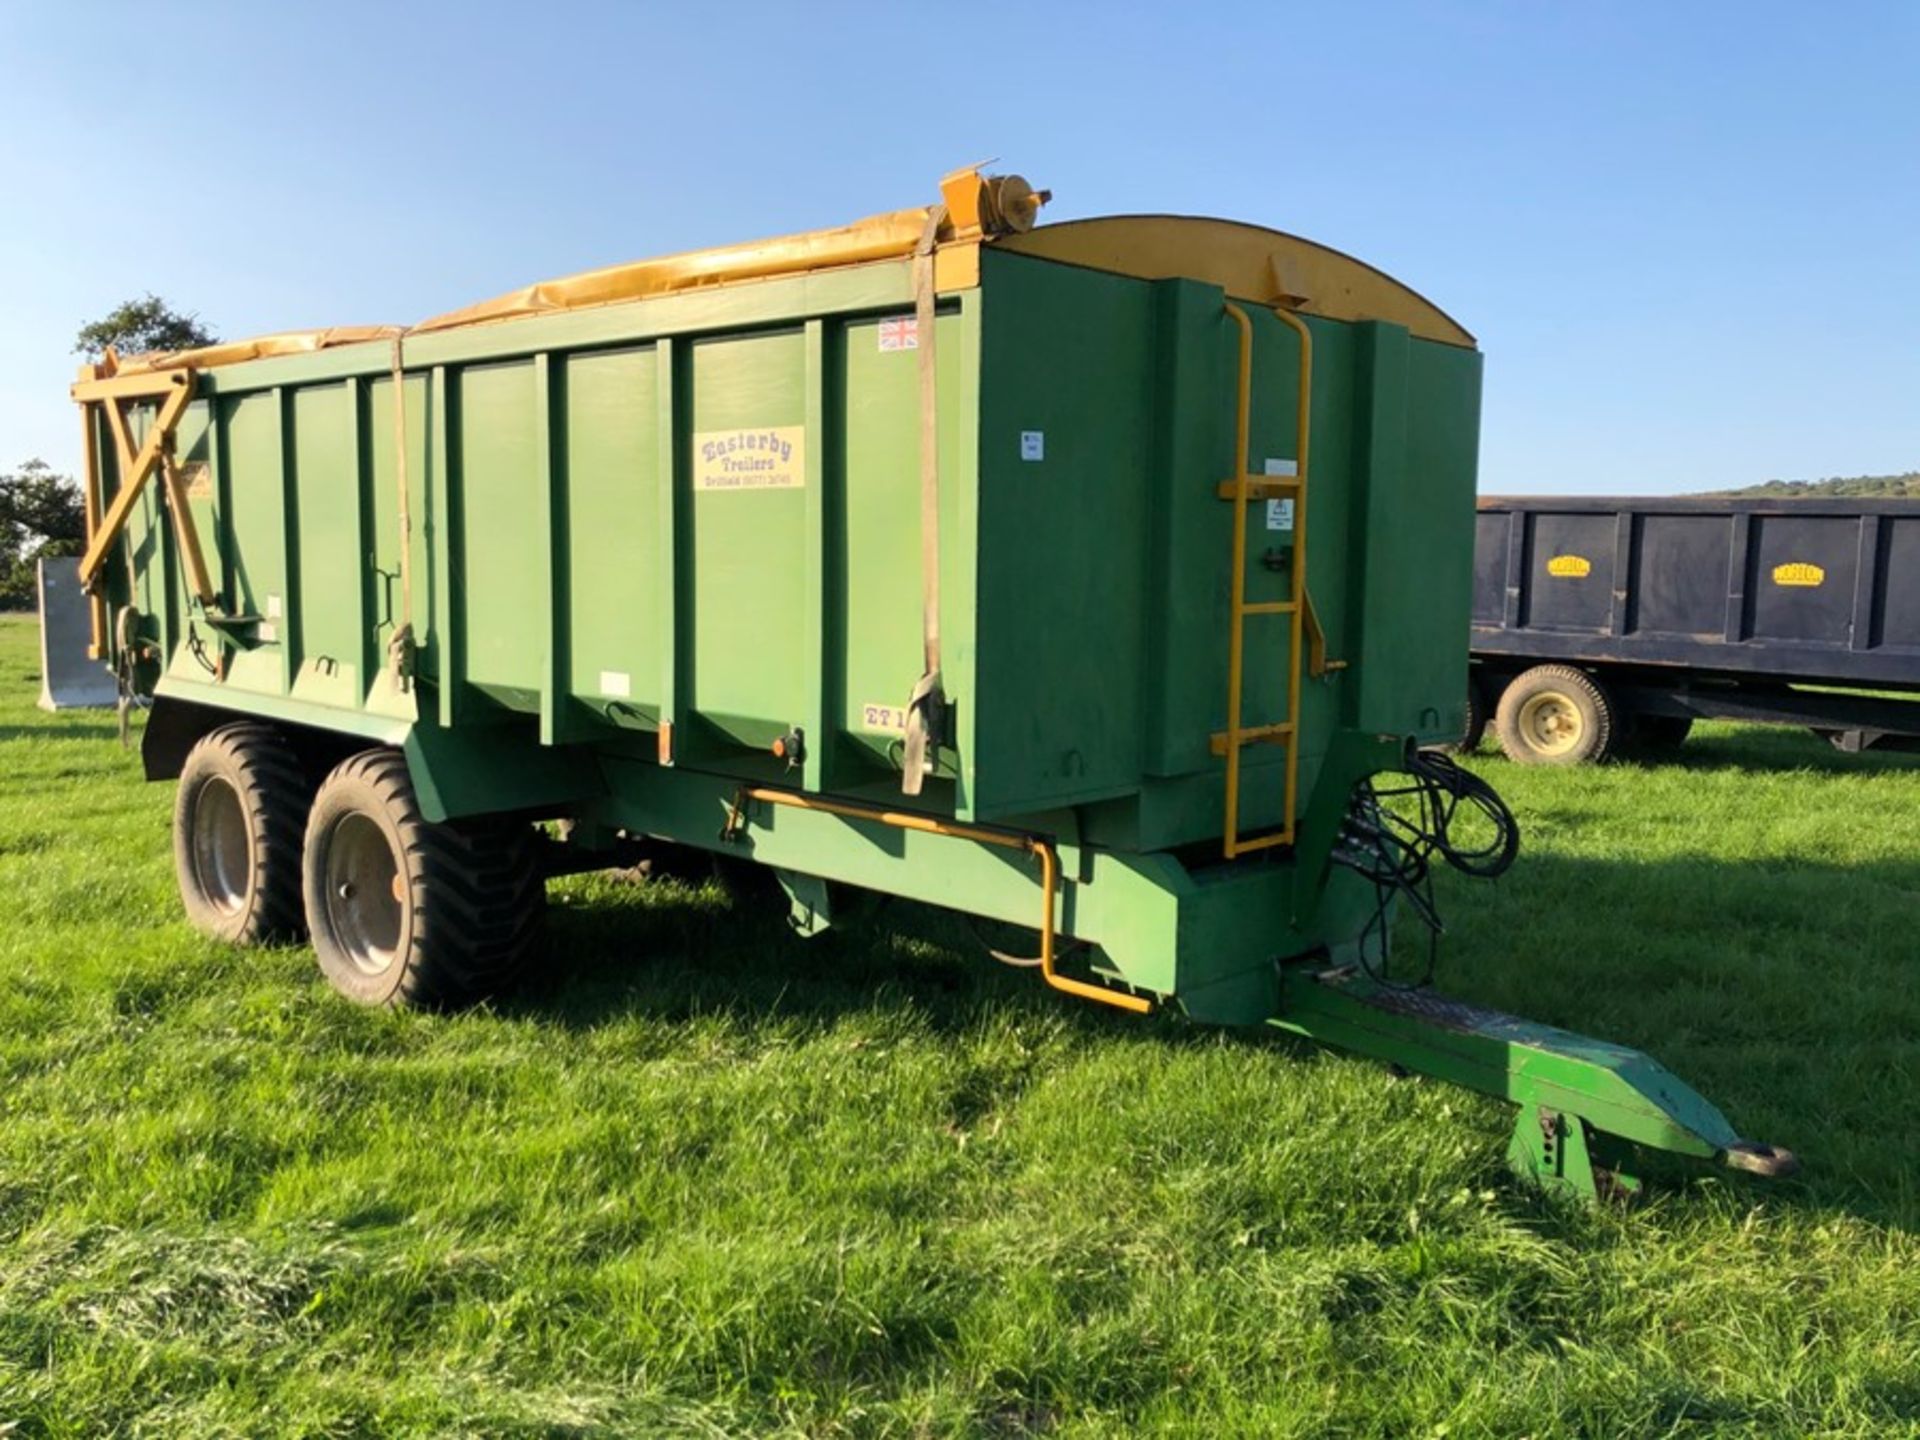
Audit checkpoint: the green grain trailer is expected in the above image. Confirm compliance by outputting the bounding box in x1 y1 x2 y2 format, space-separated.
69 167 1792 1200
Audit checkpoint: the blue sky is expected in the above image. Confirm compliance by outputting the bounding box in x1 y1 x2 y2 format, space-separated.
1 2 1913 494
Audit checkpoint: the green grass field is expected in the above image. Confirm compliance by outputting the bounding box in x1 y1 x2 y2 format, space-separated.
1 611 1917 1438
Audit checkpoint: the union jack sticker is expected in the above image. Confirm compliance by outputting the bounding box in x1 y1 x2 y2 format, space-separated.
877 316 918 352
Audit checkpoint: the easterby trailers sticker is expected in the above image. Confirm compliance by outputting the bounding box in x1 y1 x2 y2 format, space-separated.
694 427 806 491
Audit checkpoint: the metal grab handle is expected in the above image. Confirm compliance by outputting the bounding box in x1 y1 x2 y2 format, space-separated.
726 785 1152 1015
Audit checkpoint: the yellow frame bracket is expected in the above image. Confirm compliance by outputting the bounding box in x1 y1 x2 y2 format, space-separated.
72 365 216 619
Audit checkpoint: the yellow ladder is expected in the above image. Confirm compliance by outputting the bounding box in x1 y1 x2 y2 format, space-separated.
1214 300 1312 858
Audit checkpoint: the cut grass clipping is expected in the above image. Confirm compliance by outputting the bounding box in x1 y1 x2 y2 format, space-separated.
0 613 1917 1436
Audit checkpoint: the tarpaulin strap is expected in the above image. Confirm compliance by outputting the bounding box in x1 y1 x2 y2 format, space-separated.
901 204 949 796
114 605 139 749
388 334 416 682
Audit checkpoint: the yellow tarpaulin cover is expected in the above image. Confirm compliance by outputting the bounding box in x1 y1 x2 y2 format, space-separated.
109 326 403 377
101 205 951 376
412 206 939 334
87 170 1479 373
94 168 1045 376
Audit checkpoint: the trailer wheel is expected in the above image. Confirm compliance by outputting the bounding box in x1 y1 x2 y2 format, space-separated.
1439 674 1489 753
1464 675 1489 751
302 749 545 1008
173 722 311 944
1494 665 1617 765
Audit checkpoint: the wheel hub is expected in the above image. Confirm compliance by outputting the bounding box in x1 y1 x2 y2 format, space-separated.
190 776 252 916
324 814 404 975
1517 691 1584 756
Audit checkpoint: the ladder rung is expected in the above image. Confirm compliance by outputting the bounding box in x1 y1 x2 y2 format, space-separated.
1217 476 1303 501
1209 722 1293 757
1226 831 1292 856
1239 600 1297 616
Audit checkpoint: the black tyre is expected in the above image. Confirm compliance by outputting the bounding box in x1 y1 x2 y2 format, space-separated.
302 749 545 1008
1438 674 1489 754
1631 714 1694 749
173 721 311 944
1494 664 1617 766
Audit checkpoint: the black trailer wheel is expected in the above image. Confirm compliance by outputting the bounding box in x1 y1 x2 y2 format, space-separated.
1494 665 1617 765
1443 674 1489 753
173 722 311 944
302 749 545 1008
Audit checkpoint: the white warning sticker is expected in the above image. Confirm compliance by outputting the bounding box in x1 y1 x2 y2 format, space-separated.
1263 457 1297 531
878 316 918 351
598 670 632 699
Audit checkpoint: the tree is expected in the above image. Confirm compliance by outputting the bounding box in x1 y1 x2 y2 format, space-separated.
1701 471 1920 499
74 294 217 359
0 459 87 610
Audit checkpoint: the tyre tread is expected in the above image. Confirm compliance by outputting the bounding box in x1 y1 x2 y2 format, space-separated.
305 748 544 1008
175 721 311 944
1493 664 1617 766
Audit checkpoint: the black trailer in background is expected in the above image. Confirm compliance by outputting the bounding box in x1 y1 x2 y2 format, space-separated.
1466 496 1920 763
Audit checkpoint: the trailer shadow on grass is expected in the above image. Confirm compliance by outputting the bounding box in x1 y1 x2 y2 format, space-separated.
512 843 1920 1232
0 719 127 744
1653 726 1920 775
1469 722 1920 777
517 861 1126 1041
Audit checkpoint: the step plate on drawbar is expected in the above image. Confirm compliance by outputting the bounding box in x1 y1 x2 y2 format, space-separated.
1341 981 1563 1043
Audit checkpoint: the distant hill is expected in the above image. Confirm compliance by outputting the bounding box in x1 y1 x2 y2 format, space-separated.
1696 472 1920 499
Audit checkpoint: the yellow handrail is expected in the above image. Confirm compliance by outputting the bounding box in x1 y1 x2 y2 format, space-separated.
1220 302 1257 856
728 786 1152 1014
1271 303 1313 853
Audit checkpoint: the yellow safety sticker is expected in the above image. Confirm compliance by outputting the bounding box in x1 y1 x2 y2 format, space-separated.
1547 554 1591 578
1772 562 1825 587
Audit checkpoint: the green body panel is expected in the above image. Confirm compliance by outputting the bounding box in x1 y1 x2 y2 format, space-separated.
289 380 368 710
98 229 1780 1199
107 242 1486 988
560 346 662 737
970 257 1158 817
117 244 1480 851
457 360 546 707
